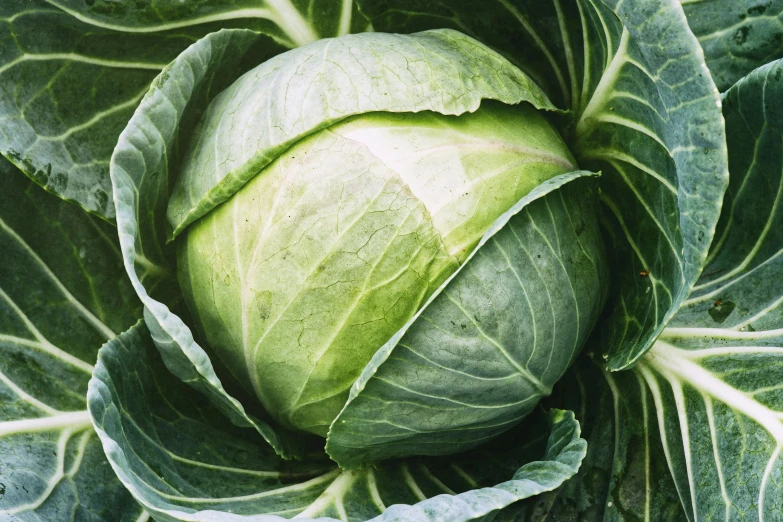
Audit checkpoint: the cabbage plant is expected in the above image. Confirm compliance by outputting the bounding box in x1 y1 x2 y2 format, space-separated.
3 1 783 521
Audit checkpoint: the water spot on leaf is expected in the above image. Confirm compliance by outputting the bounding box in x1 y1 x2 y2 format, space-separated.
748 3 768 15
255 291 273 321
734 26 751 46
708 300 736 323
574 218 586 236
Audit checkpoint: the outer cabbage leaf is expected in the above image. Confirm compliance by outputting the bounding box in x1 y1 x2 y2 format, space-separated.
47 0 366 47
0 160 143 520
0 0 365 219
88 320 586 522
634 58 783 521
356 0 729 371
326 172 606 468
682 0 783 92
498 356 684 521
484 27 783 522
111 28 308 459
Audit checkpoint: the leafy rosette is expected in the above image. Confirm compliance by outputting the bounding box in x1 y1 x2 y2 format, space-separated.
0 0 740 520
99 0 726 520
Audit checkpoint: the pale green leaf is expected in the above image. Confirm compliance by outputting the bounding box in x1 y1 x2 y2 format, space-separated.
176 102 578 436
326 172 607 468
167 29 557 238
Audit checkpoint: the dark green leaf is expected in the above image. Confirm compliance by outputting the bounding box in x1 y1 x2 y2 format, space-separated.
88 321 586 521
0 159 142 520
682 0 783 92
0 0 364 219
636 58 783 520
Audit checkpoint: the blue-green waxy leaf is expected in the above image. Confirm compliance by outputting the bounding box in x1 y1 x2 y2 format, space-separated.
88 322 337 522
633 58 783 521
0 0 364 220
0 159 143 520
675 58 783 330
500 356 684 521
326 171 607 469
561 0 728 370
46 0 367 48
166 29 558 238
88 320 586 522
356 0 729 371
682 0 783 92
2 1 759 521
111 28 306 459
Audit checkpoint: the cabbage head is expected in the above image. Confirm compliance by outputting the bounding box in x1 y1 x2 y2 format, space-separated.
175 79 605 437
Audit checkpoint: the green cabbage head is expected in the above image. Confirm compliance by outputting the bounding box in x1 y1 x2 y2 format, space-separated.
170 30 607 456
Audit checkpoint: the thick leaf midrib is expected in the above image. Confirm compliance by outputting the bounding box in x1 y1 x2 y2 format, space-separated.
645 340 783 442
0 410 91 437
44 0 313 45
0 53 167 73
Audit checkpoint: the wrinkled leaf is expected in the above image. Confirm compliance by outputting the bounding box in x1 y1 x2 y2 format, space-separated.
0 160 142 520
88 320 586 522
0 0 365 219
637 58 783 521
682 0 783 92
167 29 557 237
